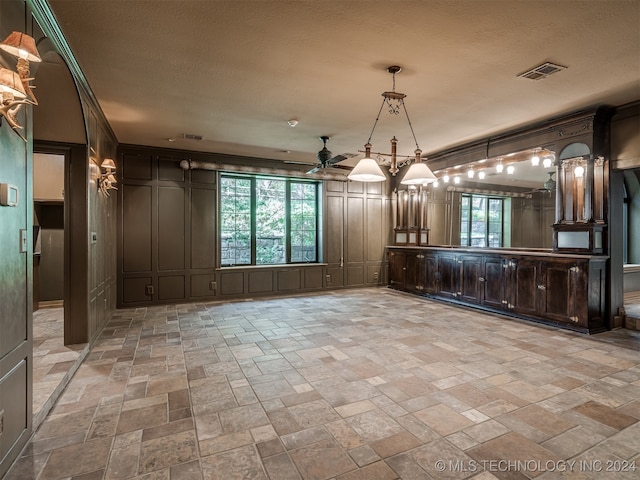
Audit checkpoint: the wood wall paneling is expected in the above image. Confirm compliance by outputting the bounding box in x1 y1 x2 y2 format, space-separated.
157 186 185 271
158 275 186 301
122 185 153 272
346 196 365 285
123 153 152 180
220 271 244 295
277 269 301 291
249 270 274 293
158 157 185 182
191 188 216 269
304 267 324 289
0 360 28 462
191 274 216 297
191 169 217 184
325 195 345 287
122 277 153 303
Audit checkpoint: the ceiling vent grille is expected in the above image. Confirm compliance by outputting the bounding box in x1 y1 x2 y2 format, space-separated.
183 133 204 141
518 62 567 80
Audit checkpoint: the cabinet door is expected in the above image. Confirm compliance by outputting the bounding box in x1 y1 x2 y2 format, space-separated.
405 252 425 293
404 251 424 292
482 256 505 309
388 250 406 289
540 261 576 324
424 254 438 294
459 255 482 304
437 254 458 299
510 259 542 317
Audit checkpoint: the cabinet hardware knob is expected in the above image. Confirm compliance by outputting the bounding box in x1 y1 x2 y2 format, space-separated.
537 284 546 290
403 267 406 271
479 277 485 282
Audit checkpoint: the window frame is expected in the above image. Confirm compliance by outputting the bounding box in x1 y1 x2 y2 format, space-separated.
219 173 321 267
460 193 505 248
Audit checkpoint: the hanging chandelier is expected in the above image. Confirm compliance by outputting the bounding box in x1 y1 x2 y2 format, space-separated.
348 66 436 185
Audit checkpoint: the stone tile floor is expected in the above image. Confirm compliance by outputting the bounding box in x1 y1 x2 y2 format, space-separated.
8 288 640 479
32 306 89 429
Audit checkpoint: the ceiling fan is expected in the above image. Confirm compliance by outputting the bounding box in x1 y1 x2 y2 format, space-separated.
305 136 357 174
524 171 556 194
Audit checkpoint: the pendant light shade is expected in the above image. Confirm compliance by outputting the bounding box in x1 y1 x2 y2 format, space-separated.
348 157 386 182
400 161 437 185
400 149 436 185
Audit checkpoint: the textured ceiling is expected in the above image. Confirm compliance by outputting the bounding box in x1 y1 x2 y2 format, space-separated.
45 0 640 173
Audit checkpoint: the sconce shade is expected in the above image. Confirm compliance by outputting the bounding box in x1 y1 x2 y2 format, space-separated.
0 67 27 97
348 157 386 182
574 165 585 177
400 161 437 185
0 32 41 62
102 158 116 171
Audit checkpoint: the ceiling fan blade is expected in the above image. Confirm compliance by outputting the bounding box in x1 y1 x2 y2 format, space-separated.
306 166 321 174
331 165 353 171
327 153 358 165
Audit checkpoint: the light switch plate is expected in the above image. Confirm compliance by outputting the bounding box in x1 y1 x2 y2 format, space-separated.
20 229 27 253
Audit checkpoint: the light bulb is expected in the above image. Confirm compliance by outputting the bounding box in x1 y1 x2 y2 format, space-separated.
432 180 439 188
478 171 486 180
531 155 540 166
574 165 584 177
454 176 461 184
506 165 515 175
496 163 504 173
543 157 553 168
467 168 475 178
443 174 450 183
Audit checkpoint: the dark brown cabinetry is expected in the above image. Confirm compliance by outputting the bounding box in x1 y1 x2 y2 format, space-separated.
388 246 608 333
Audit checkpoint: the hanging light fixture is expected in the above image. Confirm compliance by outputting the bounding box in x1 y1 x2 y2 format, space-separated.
496 160 504 173
349 66 436 185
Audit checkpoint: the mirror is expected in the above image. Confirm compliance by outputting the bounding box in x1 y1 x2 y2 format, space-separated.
425 148 557 249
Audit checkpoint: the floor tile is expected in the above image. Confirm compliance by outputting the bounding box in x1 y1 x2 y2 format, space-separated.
9 289 640 480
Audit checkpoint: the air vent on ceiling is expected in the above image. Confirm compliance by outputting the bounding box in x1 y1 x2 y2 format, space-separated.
517 62 567 80
183 133 204 141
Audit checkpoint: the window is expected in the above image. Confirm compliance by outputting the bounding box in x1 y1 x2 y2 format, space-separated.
220 174 319 266
460 194 505 247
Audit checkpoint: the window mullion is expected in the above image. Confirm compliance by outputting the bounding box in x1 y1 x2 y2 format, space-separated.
285 181 291 263
251 177 257 265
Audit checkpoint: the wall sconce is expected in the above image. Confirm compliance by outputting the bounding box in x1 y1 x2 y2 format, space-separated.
0 32 41 141
574 165 585 178
97 158 117 196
